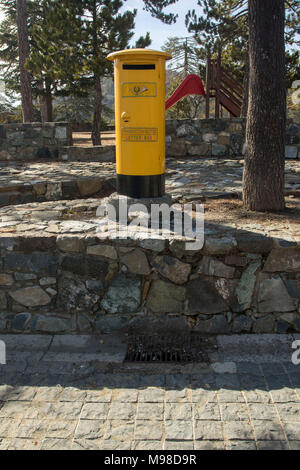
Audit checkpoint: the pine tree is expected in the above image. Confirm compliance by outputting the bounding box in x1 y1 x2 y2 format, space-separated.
16 0 34 122
143 1 299 116
27 0 84 122
79 0 137 146
243 0 286 211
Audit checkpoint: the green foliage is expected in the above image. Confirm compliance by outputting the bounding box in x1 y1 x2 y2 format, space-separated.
163 37 206 119
143 0 300 88
135 32 152 48
53 94 113 124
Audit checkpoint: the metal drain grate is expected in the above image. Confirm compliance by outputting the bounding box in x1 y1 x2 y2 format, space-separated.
124 334 210 363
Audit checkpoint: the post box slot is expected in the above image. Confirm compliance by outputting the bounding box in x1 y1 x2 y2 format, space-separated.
123 64 156 70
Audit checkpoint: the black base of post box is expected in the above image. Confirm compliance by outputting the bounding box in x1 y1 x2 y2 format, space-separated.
117 174 165 199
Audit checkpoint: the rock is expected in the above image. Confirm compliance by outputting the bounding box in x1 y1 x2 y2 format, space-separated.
236 234 273 254
138 238 166 252
39 277 56 287
230 134 244 156
236 260 261 311
33 316 75 333
101 274 141 314
4 253 57 275
57 277 99 312
14 273 37 281
258 277 297 313
212 144 226 156
232 315 253 333
215 278 239 303
285 146 298 159
187 278 228 314
85 280 104 291
94 314 129 333
203 133 217 143
277 321 290 334
176 124 197 138
46 288 57 296
204 236 237 255
168 240 196 258
147 280 185 313
77 179 103 197
189 144 211 156
198 256 235 279
224 255 248 267
263 248 300 273
166 141 186 157
280 313 294 324
61 255 108 279
0 292 7 309
10 313 31 331
252 316 275 334
0 274 14 286
55 126 67 139
9 287 51 307
121 249 150 275
152 255 191 285
195 315 229 334
60 221 96 233
87 244 118 260
57 236 85 253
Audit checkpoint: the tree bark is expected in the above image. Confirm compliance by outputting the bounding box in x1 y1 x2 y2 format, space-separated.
91 0 101 146
241 51 249 117
38 80 53 122
16 0 34 123
44 79 53 122
243 0 286 211
92 75 102 146
38 82 47 122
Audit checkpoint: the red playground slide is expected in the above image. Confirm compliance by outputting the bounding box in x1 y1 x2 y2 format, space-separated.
166 74 206 110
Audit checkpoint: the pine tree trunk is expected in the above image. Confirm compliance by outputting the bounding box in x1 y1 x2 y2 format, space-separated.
243 0 286 211
241 52 249 117
16 0 34 123
45 80 53 122
38 82 47 122
39 87 53 122
92 75 102 146
91 0 101 146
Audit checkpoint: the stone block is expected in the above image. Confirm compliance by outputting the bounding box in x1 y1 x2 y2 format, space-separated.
187 278 228 314
146 280 185 313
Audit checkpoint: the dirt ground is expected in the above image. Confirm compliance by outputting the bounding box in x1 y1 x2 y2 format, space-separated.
203 197 300 226
72 131 115 147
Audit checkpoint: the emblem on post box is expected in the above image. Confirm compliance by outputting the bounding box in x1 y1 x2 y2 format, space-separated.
122 82 157 98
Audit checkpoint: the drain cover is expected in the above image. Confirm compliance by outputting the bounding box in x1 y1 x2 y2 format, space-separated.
124 334 210 363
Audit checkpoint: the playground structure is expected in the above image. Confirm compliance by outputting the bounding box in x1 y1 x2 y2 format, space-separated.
166 53 243 118
205 55 243 118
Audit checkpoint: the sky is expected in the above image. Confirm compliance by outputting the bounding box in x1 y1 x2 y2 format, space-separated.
0 1 201 50
120 0 202 50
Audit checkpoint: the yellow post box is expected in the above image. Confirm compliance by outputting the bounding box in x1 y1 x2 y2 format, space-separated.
107 49 171 199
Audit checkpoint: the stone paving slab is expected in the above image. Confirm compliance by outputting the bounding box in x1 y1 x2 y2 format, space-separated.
1 159 299 195
0 334 299 449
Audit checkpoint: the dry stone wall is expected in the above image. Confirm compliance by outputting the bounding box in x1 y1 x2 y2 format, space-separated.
0 234 299 335
0 122 72 161
166 118 300 159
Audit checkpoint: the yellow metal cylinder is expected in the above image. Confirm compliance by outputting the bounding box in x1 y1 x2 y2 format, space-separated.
107 49 171 198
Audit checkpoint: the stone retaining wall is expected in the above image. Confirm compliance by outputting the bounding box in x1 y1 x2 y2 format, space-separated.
0 122 72 161
0 234 299 335
60 145 115 162
166 118 300 159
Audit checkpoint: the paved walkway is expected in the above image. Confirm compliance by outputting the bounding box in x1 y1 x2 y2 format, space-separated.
0 334 300 450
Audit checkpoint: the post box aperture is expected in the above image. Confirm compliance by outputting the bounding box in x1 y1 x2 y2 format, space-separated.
107 49 172 199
